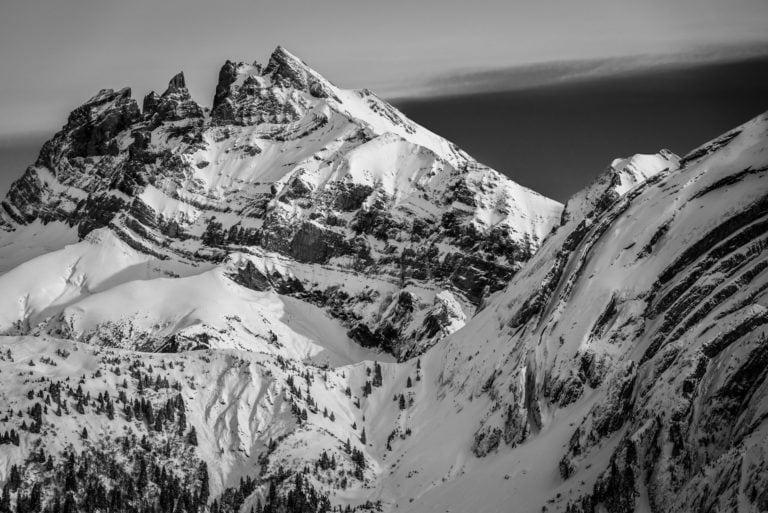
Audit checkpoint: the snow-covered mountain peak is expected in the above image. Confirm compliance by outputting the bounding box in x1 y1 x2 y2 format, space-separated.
608 148 677 184
560 148 679 227
210 47 340 126
0 48 562 359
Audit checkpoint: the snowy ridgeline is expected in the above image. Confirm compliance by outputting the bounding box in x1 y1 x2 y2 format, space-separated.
0 46 561 361
0 46 768 513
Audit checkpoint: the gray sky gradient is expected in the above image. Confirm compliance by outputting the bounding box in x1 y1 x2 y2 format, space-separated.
1 0 768 138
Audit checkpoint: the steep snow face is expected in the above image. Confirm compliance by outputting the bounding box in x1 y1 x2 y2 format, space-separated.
0 46 561 358
399 111 768 513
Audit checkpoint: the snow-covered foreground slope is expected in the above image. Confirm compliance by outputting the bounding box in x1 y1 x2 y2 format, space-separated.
0 335 396 508
0 47 767 513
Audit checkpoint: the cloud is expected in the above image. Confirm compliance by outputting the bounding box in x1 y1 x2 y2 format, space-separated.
385 42 768 100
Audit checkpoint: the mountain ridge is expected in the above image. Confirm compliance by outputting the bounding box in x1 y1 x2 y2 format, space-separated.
0 48 767 513
0 46 562 359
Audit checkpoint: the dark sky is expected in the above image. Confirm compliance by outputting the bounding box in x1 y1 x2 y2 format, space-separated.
396 56 768 202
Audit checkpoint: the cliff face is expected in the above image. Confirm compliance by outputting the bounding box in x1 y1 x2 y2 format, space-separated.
0 46 561 359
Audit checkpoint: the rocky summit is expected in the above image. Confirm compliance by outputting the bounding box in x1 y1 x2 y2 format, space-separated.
0 46 767 513
0 46 560 359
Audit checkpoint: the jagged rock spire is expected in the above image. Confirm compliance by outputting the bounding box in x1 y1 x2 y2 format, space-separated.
145 71 202 122
164 72 187 96
212 60 239 113
142 91 160 115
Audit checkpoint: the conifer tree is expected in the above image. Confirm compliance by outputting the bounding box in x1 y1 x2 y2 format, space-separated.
198 461 210 506
186 426 198 446
0 485 9 513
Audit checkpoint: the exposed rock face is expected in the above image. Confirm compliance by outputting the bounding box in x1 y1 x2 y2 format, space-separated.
420 291 466 341
0 46 561 359
42 87 141 163
263 46 337 99
212 59 240 114
149 72 204 122
287 221 346 263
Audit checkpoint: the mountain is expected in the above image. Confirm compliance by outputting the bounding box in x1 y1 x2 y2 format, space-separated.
0 47 767 513
397 113 768 513
0 46 560 360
